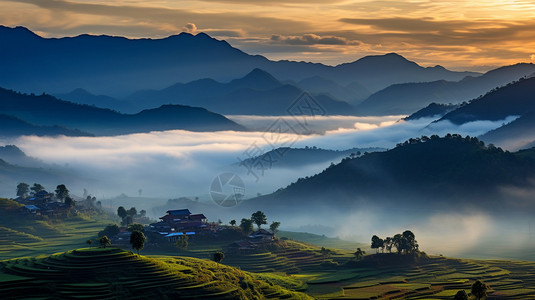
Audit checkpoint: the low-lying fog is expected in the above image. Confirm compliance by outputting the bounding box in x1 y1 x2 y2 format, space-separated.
2 114 532 259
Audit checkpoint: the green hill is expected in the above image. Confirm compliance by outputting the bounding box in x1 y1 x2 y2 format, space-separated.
247 135 535 212
0 247 312 299
0 198 115 259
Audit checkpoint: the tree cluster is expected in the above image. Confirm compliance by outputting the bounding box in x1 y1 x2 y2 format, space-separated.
238 210 280 237
371 230 418 254
117 206 138 226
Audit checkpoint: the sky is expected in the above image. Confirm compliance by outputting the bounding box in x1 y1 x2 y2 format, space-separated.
1 1 535 72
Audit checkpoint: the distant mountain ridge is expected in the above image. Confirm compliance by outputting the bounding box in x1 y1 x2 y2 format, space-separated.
233 146 385 169
55 89 135 112
404 103 460 121
121 68 357 115
439 76 535 125
0 25 477 97
356 63 535 115
248 135 535 212
0 87 245 135
0 114 92 137
0 145 44 167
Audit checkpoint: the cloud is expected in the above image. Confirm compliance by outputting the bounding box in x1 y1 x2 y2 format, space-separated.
10 0 313 37
182 23 197 34
270 33 360 46
197 0 341 5
203 29 246 37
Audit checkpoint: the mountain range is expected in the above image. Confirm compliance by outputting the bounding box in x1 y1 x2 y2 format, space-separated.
0 25 477 97
439 77 535 125
0 87 245 136
0 114 92 137
232 146 385 170
355 63 535 115
247 135 535 214
0 145 44 167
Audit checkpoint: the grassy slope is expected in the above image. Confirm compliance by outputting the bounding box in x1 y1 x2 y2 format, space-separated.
0 247 312 299
300 255 535 299
278 230 368 251
0 198 117 259
2 199 535 299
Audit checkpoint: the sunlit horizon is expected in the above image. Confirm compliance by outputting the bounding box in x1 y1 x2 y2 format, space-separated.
2 0 535 72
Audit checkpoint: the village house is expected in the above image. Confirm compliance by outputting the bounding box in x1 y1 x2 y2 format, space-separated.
20 205 41 215
249 229 275 242
149 209 209 238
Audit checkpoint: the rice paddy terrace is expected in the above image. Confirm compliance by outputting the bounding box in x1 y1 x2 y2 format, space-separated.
0 198 114 260
302 255 535 299
0 247 312 299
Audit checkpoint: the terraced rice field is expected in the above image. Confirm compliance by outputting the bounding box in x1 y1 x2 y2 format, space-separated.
0 214 113 260
0 247 312 299
303 256 535 299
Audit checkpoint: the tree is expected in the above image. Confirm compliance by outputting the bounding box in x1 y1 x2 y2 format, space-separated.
117 206 127 219
122 215 133 226
99 236 111 248
98 224 120 237
16 183 29 198
139 210 146 217
392 234 403 254
402 230 418 253
229 219 236 227
55 184 69 201
240 218 253 235
213 251 225 264
384 237 393 253
65 197 75 208
30 183 45 194
371 235 384 253
130 230 146 254
86 239 93 247
251 211 267 229
175 235 189 251
269 221 281 237
454 290 469 300
127 207 137 217
471 280 488 300
354 248 365 260
128 223 145 233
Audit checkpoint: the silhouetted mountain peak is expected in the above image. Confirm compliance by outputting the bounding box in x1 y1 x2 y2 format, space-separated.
194 32 212 39
429 65 447 70
0 25 41 40
230 68 282 90
354 52 414 65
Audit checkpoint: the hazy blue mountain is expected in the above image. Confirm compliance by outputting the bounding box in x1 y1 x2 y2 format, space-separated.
0 26 477 97
403 103 460 121
55 89 135 112
125 68 282 111
480 111 535 150
0 114 92 137
331 53 477 91
0 145 44 167
0 158 84 197
247 135 535 212
439 77 535 125
296 76 371 104
0 87 245 135
126 69 356 115
233 146 384 169
356 63 535 115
